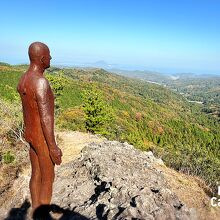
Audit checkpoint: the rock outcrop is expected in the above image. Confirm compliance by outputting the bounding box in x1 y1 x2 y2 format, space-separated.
52 140 196 219
1 137 198 219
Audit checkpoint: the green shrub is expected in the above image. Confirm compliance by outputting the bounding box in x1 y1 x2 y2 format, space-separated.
57 107 86 131
3 151 15 164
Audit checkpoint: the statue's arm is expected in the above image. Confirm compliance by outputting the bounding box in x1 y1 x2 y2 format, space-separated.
35 78 62 165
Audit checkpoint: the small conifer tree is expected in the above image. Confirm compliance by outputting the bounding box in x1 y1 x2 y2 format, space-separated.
81 83 114 135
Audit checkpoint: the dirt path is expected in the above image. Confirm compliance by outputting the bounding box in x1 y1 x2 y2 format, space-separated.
56 131 107 164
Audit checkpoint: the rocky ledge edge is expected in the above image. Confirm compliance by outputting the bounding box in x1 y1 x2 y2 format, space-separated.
51 140 197 220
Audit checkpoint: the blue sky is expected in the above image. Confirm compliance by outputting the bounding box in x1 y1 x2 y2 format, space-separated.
0 0 220 74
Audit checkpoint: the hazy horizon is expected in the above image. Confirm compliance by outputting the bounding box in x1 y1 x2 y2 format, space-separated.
2 59 220 76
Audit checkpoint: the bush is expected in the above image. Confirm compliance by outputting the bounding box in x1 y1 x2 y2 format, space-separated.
57 107 86 131
3 151 15 164
0 98 24 142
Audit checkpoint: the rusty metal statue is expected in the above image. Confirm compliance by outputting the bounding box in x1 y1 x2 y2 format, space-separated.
17 42 62 214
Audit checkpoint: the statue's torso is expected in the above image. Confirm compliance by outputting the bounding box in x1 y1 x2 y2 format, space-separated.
17 72 54 145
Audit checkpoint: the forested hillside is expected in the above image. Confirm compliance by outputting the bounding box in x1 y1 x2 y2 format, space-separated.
0 64 219 194
112 69 220 119
166 76 220 118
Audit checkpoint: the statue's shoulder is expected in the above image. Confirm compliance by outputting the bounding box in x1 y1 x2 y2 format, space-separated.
35 76 49 85
34 76 50 93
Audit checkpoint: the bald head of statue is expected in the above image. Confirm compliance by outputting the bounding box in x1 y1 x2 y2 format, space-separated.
28 42 52 69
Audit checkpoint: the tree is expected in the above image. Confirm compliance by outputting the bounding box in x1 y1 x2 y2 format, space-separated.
46 71 67 114
81 83 115 135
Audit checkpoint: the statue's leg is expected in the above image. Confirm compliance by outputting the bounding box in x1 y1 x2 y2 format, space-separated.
37 139 55 205
29 145 41 210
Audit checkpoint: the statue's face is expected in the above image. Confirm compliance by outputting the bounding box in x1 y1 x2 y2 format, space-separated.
42 49 52 69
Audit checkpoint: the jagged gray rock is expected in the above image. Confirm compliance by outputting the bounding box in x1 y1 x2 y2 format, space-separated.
51 140 197 220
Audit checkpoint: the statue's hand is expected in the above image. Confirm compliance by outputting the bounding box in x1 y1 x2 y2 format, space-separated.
49 146 62 165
